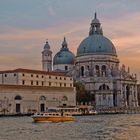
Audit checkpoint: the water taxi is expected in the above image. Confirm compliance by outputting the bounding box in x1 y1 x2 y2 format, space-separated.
32 112 75 122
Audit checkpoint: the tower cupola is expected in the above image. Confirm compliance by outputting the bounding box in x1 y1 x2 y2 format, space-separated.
42 40 52 71
44 40 50 49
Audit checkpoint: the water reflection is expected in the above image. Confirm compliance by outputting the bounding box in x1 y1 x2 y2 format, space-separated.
0 114 140 140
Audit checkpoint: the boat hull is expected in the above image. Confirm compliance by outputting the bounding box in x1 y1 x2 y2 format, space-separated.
32 116 75 122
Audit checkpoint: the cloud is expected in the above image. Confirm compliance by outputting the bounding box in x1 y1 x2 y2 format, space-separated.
0 10 140 81
0 20 88 71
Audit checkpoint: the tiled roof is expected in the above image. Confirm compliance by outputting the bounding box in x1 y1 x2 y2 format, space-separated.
0 68 69 77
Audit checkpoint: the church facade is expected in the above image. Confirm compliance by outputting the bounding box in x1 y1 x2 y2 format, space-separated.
42 13 139 108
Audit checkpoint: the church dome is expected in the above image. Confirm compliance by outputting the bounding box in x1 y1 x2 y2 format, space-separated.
77 35 116 56
77 13 117 56
53 37 75 65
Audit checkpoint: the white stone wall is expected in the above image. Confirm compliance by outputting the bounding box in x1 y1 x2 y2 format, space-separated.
75 53 138 108
0 73 18 84
0 85 76 114
75 54 119 79
96 94 113 107
0 71 73 88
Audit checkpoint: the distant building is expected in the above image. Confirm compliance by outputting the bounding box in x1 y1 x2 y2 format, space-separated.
0 68 76 114
42 13 139 108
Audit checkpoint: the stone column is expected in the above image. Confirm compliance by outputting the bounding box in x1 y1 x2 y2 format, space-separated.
124 84 127 107
117 91 121 107
95 94 101 108
134 85 139 107
99 66 102 77
120 83 124 107
131 85 135 107
129 85 132 107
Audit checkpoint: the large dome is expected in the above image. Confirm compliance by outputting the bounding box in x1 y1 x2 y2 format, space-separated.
77 34 117 56
53 38 75 65
77 13 117 57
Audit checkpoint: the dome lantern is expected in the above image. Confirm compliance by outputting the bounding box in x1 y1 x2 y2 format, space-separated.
89 13 103 35
61 37 69 51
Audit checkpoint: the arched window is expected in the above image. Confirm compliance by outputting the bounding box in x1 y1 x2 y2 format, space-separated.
126 85 130 106
65 66 68 71
62 96 68 106
95 65 100 76
62 96 68 101
103 84 106 90
106 85 109 90
39 96 46 101
14 95 22 100
102 65 106 76
81 66 84 76
14 95 22 113
39 96 46 112
99 84 110 90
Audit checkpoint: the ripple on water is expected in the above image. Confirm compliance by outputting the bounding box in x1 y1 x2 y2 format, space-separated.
0 115 140 140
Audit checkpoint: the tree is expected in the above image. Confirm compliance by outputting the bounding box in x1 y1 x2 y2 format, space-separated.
74 81 91 104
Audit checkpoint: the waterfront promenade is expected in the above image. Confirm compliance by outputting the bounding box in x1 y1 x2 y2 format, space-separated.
0 106 140 117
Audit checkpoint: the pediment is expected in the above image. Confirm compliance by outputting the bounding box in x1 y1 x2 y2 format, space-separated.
123 75 135 81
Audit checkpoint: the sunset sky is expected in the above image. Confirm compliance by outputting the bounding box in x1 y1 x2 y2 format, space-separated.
0 0 140 81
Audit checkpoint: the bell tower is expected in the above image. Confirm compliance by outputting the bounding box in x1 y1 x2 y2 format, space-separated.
42 40 52 71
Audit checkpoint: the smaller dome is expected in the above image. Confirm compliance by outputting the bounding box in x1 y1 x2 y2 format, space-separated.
53 38 75 65
53 51 75 65
44 41 50 49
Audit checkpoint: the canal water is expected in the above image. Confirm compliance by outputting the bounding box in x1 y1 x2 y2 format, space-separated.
0 114 140 140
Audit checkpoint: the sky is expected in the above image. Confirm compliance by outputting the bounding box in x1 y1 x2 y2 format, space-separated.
0 0 140 81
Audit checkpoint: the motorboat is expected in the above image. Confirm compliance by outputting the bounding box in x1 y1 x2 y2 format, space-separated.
32 112 75 122
88 110 98 115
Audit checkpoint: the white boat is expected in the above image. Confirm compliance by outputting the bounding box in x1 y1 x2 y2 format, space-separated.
88 110 98 115
47 107 82 116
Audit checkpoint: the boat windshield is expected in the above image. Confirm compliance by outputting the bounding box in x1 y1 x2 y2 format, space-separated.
47 107 80 113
